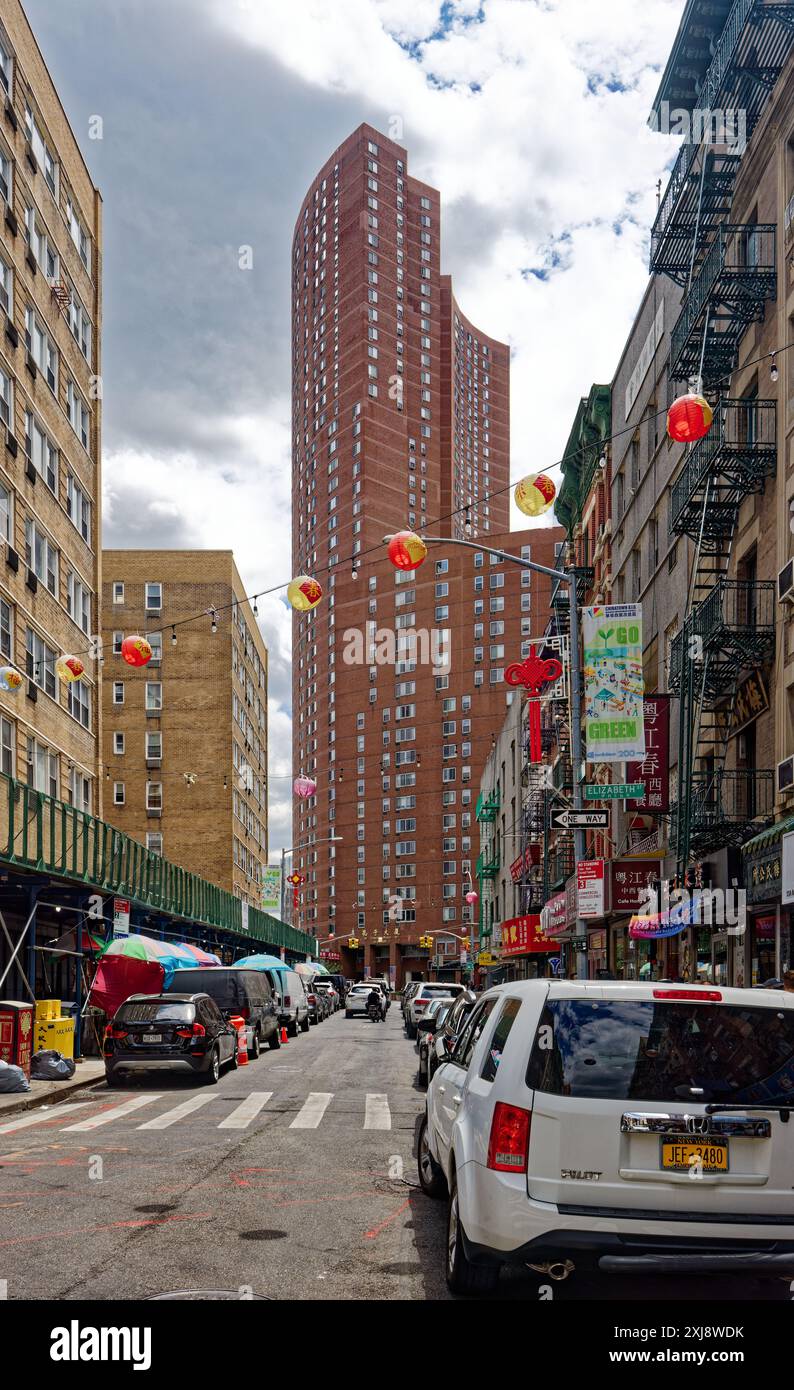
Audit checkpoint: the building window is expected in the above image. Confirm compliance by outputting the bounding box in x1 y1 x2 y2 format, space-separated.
24 520 58 595
145 582 162 613
67 474 91 542
145 681 162 712
25 413 57 491
67 571 91 634
113 731 124 755
0 362 11 429
24 102 58 194
0 713 13 775
24 204 58 278
68 287 91 361
146 832 163 854
145 731 162 761
24 308 57 392
66 196 90 271
146 782 162 811
147 631 163 663
113 681 124 704
26 737 57 796
0 596 11 660
112 631 123 655
113 781 125 805
112 581 124 604
67 380 90 450
68 678 90 728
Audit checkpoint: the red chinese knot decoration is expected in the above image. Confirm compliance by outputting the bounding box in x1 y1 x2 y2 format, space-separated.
505 646 564 762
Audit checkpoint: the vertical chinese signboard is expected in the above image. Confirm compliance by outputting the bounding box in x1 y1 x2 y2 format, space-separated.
582 604 645 761
625 695 670 813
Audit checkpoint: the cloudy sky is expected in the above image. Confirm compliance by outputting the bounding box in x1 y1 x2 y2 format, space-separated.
25 0 685 853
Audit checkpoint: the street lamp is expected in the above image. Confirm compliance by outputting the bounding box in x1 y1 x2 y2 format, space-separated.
384 532 588 975
279 834 343 926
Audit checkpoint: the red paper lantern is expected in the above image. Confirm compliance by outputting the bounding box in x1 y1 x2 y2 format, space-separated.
387 531 427 571
666 393 713 443
121 635 153 668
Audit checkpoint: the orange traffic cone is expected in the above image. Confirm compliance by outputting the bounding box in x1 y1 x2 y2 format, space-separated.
280 1026 288 1044
232 1016 249 1066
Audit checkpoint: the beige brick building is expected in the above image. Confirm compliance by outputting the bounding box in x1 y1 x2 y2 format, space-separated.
102 550 269 905
0 0 102 810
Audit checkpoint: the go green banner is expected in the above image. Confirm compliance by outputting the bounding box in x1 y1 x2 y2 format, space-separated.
261 866 282 914
582 604 645 761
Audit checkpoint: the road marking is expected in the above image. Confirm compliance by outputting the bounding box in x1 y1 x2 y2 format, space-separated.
289 1092 333 1129
218 1092 273 1130
61 1096 163 1131
136 1094 216 1130
0 1103 93 1136
364 1094 391 1130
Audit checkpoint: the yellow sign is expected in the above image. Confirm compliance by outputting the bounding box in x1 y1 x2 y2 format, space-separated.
478 951 498 966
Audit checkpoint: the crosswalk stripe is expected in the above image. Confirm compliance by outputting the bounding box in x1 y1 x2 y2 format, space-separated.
290 1092 333 1129
61 1095 163 1131
0 1102 94 1136
218 1092 273 1130
136 1094 216 1130
364 1094 391 1130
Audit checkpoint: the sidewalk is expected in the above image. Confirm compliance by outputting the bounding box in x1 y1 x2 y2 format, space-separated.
0 1057 107 1118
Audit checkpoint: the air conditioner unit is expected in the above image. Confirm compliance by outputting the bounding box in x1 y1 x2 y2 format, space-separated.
778 560 794 605
777 756 794 797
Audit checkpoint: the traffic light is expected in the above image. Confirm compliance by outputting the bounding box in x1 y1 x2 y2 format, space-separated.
349 937 359 949
463 937 470 950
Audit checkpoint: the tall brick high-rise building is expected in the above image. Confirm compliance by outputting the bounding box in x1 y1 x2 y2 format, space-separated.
291 124 561 985
0 0 103 811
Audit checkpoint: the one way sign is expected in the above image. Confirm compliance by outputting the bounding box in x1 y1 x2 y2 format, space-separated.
549 809 610 830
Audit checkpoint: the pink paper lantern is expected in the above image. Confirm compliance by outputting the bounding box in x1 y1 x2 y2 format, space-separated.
465 890 479 905
293 775 317 799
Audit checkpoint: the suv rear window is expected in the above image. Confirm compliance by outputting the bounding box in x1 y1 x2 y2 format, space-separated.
174 971 237 1008
119 1001 195 1023
527 999 794 1103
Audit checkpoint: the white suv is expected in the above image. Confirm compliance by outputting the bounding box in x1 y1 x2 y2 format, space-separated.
419 979 794 1295
406 982 465 1038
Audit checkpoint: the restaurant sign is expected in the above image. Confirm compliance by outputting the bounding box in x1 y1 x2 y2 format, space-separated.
509 844 541 883
744 838 783 906
500 915 553 955
540 891 568 938
625 695 670 813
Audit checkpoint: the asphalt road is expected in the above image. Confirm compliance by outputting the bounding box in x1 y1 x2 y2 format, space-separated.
0 1008 789 1303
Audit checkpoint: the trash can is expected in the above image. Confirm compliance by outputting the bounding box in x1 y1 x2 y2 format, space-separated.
0 1001 35 1079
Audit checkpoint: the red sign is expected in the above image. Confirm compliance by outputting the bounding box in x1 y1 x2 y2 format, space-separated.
610 860 658 913
626 696 670 813
500 914 553 955
509 845 541 883
0 1002 34 1078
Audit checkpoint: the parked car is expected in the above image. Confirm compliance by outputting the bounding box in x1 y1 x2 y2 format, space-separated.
322 972 348 1003
345 983 377 1018
315 979 340 1012
417 999 453 1088
104 993 238 1086
402 981 422 1018
406 982 465 1038
266 967 310 1037
427 989 477 1085
167 967 279 1057
305 980 327 1024
419 980 794 1296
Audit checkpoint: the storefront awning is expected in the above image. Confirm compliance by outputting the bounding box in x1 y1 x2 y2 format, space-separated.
741 815 794 857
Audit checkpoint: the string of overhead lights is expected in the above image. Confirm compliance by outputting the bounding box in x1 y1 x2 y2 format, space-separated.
1 334 787 698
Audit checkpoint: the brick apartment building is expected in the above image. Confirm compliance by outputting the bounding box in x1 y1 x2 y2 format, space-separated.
0 0 102 810
102 550 268 905
290 121 561 985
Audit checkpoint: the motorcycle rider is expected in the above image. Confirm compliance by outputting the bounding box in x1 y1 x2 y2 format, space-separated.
367 986 385 1021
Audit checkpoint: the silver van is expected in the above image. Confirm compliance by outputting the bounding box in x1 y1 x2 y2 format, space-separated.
266 968 310 1037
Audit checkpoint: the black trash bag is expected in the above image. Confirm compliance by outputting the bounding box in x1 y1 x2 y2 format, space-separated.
30 1049 76 1081
0 1058 30 1093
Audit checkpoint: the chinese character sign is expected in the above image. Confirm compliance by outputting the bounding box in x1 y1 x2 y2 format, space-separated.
626 695 670 813
261 866 282 914
583 605 645 761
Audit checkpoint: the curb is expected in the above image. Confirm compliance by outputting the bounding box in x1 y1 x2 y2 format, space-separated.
0 1066 108 1119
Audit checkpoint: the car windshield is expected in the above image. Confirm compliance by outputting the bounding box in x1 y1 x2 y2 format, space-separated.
527 999 794 1103
118 1001 195 1023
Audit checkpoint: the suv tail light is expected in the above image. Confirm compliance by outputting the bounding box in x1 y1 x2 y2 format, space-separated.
653 988 722 1002
104 1025 128 1040
307 993 317 1004
239 1006 250 1021
487 1102 531 1173
175 1022 206 1039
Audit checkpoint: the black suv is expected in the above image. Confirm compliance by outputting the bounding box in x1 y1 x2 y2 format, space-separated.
165 967 280 1057
104 993 238 1085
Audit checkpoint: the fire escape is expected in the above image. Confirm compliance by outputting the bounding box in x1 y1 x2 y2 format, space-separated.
652 0 794 866
475 788 500 947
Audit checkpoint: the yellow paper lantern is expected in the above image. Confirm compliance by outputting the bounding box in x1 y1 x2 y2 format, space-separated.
514 473 556 517
55 654 85 683
288 575 323 611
